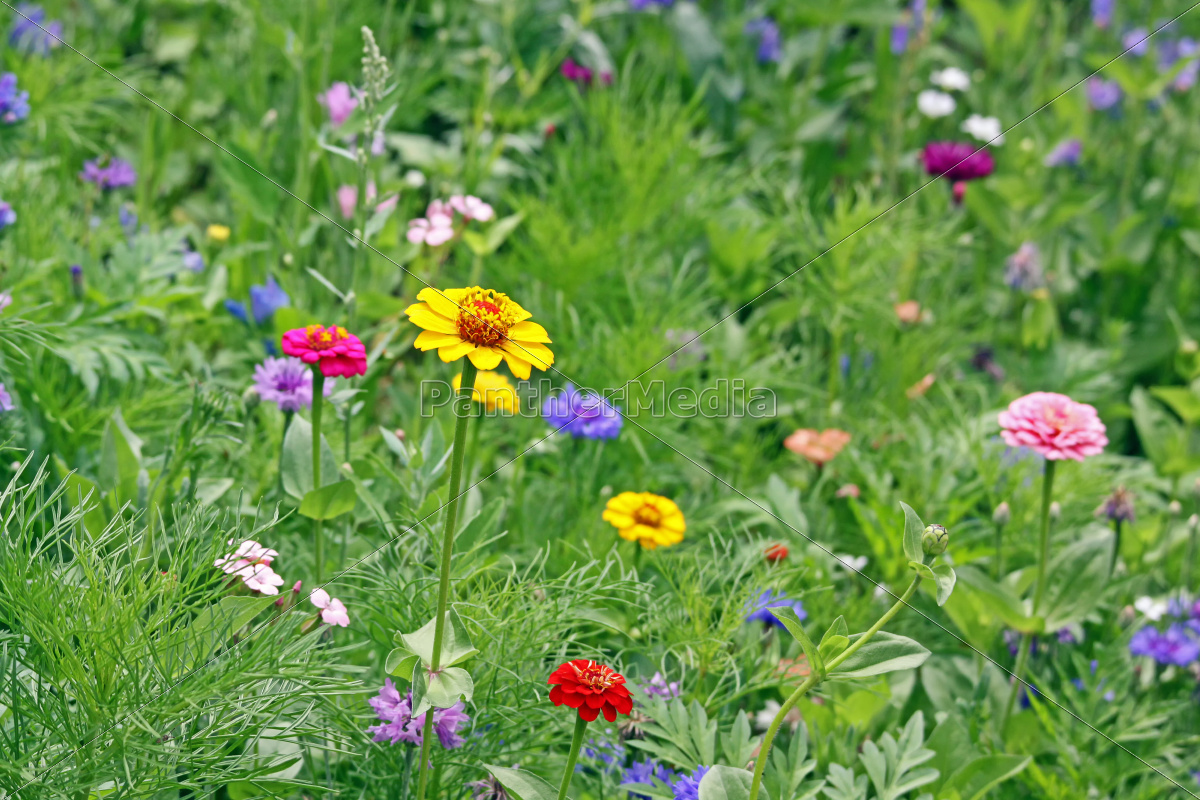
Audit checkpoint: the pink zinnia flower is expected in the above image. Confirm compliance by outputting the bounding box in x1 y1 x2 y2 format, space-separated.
998 391 1108 462
310 587 350 627
281 325 368 378
319 82 357 127
448 194 495 221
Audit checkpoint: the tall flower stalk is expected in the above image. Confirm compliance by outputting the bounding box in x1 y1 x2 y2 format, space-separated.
311 368 326 582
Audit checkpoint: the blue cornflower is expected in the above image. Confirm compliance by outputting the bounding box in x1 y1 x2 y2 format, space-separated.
249 275 290 325
621 759 675 800
0 200 15 230
890 0 926 54
0 73 30 124
629 0 673 10
225 299 249 324
1091 0 1113 28
542 383 622 440
119 206 139 239
9 4 62 56
1130 624 1200 667
1087 78 1122 111
182 246 205 273
745 590 806 628
745 18 782 64
671 766 710 800
1043 139 1082 168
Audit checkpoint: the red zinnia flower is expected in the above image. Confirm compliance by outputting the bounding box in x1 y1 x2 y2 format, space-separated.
281 324 368 378
548 659 634 722
765 544 788 562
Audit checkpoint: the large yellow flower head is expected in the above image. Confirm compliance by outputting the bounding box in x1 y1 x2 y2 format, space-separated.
602 492 686 550
405 287 554 380
452 370 518 413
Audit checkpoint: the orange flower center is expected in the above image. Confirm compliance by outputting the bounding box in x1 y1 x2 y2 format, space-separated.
456 291 512 347
633 505 662 527
305 324 348 348
572 661 619 690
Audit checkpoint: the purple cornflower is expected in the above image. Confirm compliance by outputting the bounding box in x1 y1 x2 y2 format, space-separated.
1004 242 1045 290
182 246 205 273
671 766 710 800
542 383 623 440
0 73 30 124
249 276 289 324
0 382 12 413
366 678 469 748
80 158 137 190
1170 38 1200 91
644 671 681 699
745 18 782 64
890 0 926 55
745 590 806 628
1123 28 1149 56
582 739 625 772
621 758 676 800
1091 0 1113 28
0 201 15 230
1095 486 1135 524
1087 78 1122 110
1043 139 1082 167
9 4 61 55
319 82 357 127
630 0 674 10
252 356 334 413
1129 624 1200 667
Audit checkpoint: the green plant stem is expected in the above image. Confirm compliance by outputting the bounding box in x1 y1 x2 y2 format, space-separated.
994 521 1005 580
1112 519 1122 574
1187 522 1197 592
557 715 589 800
749 575 921 800
414 360 478 800
280 410 294 495
311 368 326 585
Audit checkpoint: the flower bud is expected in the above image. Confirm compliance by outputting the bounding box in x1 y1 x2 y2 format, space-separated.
242 385 261 411
1049 501 1061 521
1168 500 1182 517
922 524 949 556
993 501 1011 526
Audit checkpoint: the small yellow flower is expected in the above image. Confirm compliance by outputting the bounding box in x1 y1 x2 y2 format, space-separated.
452 370 518 413
405 286 554 379
602 492 686 550
207 224 231 242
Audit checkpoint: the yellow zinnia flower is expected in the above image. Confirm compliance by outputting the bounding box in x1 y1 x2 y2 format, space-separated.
405 287 554 379
602 492 686 550
452 370 518 413
207 224 231 242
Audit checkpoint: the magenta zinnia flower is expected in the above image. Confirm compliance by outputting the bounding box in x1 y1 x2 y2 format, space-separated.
921 141 995 182
281 325 368 378
998 392 1108 462
367 678 470 747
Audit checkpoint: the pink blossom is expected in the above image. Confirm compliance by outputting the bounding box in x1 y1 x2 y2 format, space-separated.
0 291 11 313
238 562 286 594
449 194 495 221
336 182 378 220
998 391 1108 462
406 211 455 246
319 82 357 127
280 324 368 378
214 539 286 594
311 588 350 627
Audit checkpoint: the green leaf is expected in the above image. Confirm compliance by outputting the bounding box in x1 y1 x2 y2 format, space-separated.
298 480 357 520
698 765 767 800
951 566 1036 632
899 502 924 565
828 632 930 680
457 496 506 550
99 408 143 499
1042 534 1113 631
412 666 474 715
818 616 850 662
1150 385 1200 425
280 416 341 499
941 754 1030 800
483 766 562 800
399 608 479 670
770 606 824 677
161 596 276 675
227 780 302 800
385 647 419 680
911 562 956 606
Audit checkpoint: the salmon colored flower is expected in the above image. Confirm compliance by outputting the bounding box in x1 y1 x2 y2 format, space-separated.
906 373 936 399
998 391 1107 461
894 300 921 324
452 369 518 413
548 659 634 722
602 492 686 550
405 287 554 379
281 325 368 378
765 544 788 562
784 428 851 466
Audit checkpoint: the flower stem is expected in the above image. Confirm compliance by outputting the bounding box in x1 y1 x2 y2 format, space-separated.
827 575 921 673
993 521 1004 580
311 368 325 585
557 714 589 800
414 360 478 800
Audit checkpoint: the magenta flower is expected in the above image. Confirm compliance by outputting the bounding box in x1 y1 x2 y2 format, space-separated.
998 392 1108 462
368 679 470 747
319 82 357 127
214 539 286 595
310 588 350 627
281 325 368 378
921 141 995 182
448 194 495 221
252 356 333 412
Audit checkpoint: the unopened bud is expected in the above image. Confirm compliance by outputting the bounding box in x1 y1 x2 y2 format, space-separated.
242 385 261 410
1168 500 1182 517
993 502 1011 526
922 524 949 556
1049 502 1061 521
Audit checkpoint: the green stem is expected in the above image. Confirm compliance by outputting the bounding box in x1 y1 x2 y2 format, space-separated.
557 715 589 800
993 522 1004 580
311 368 325 585
1187 522 1197 592
280 410 294 496
1112 519 1122 574
827 575 921 672
414 360 478 800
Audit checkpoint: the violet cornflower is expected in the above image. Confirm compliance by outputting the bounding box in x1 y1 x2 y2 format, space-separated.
252 356 333 413
319 82 357 127
671 767 710 800
1004 242 1045 290
0 201 15 230
9 4 61 55
1091 0 1113 28
1129 624 1200 667
1095 486 1135 523
80 158 137 190
644 671 681 699
621 758 676 800
745 590 806 628
0 73 30 124
1043 139 1082 167
0 292 11 313
0 382 13 413
249 276 289 324
745 18 782 64
1087 78 1122 110
1123 28 1149 56
182 246 205 273
890 0 926 54
629 0 674 11
367 679 470 748
542 383 623 440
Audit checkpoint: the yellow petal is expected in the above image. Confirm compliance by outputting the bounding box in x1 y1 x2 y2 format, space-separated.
660 514 686 533
509 321 551 343
504 352 532 380
415 330 463 351
407 303 458 334
468 347 504 370
505 299 533 323
438 340 477 362
418 287 464 319
501 340 553 370
608 492 643 513
616 526 639 543
602 511 634 529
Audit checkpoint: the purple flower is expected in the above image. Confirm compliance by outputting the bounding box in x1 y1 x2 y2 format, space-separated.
225 300 249 324
182 246 205 273
319 82 357 127
1004 242 1045 290
890 0 926 55
119 206 139 238
1123 28 1149 56
542 383 623 440
249 276 289 325
0 73 30 124
621 758 676 800
921 141 995 182
671 766 710 800
1169 38 1200 91
366 678 470 748
0 382 12 413
745 18 782 64
0 292 11 313
252 356 334 413
1091 0 1113 28
1129 624 1200 667
664 329 707 370
583 739 625 772
630 0 674 10
1043 139 1082 167
745 590 806 628
9 4 61 56
0 201 15 230
1095 486 1135 524
1087 78 1122 111
80 158 136 190
644 671 681 699
561 58 611 87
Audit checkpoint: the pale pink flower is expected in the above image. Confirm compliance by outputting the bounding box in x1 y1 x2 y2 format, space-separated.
448 194 495 221
428 199 453 219
215 539 284 594
311 587 350 627
336 182 378 219
319 82 357 127
998 391 1108 461
407 210 455 246
237 562 285 595
0 292 11 313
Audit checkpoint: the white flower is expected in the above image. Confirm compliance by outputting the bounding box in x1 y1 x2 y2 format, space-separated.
834 553 869 573
1134 596 1168 621
961 114 1005 145
931 67 971 91
917 90 956 118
